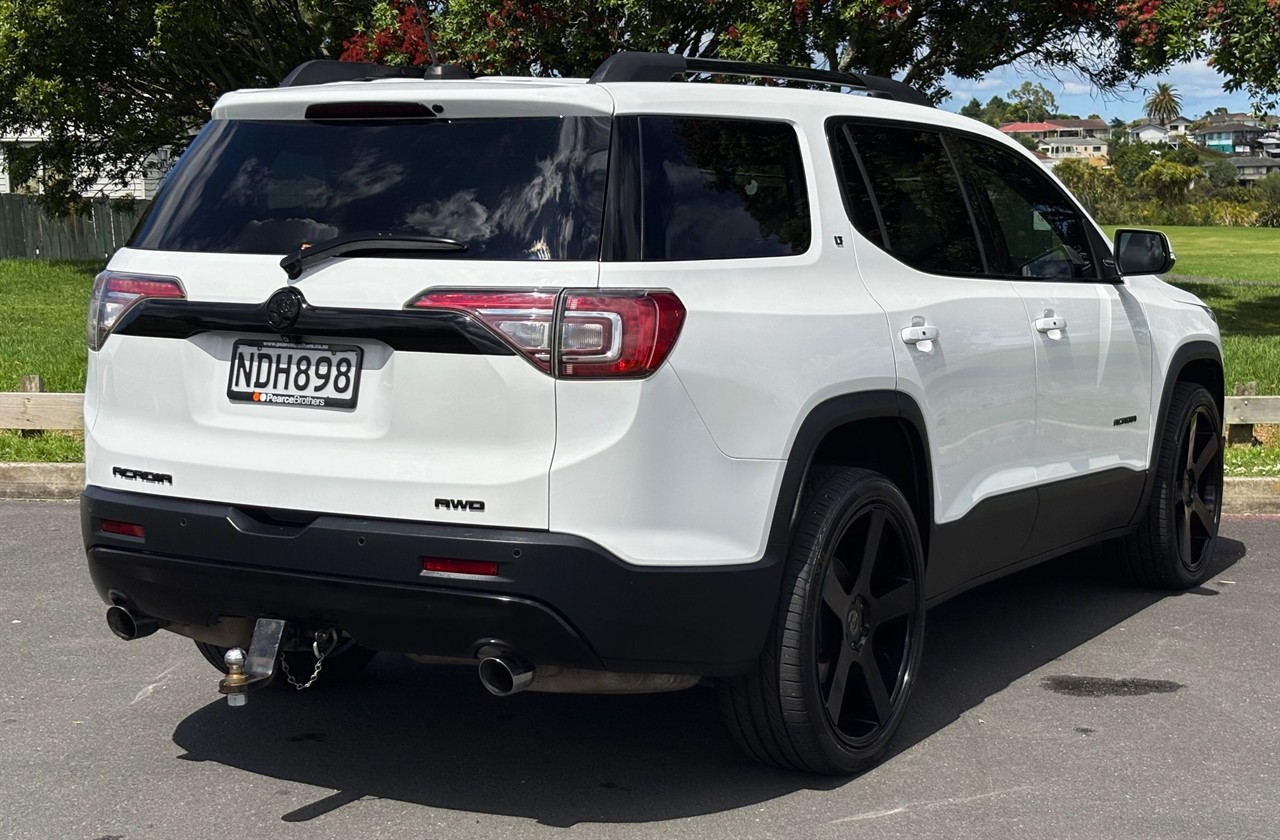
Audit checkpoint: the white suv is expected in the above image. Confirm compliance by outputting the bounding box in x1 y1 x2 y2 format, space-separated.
82 52 1224 774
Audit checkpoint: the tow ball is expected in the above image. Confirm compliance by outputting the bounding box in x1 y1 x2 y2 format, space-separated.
218 617 287 706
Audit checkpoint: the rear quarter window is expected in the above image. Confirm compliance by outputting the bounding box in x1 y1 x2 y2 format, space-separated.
626 116 811 261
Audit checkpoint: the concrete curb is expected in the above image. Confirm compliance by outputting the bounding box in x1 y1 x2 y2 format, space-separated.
1 462 1277 513
1222 477 1280 515
0 462 83 500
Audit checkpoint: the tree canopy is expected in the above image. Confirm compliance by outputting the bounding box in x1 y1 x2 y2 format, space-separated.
1144 82 1183 124
0 0 367 211
2 0 1279 213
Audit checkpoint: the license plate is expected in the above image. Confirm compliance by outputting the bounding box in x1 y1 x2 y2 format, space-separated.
227 340 363 409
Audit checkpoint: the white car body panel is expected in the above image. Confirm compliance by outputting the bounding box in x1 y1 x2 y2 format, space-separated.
83 77 1223 572
1011 279 1154 482
89 249 599 528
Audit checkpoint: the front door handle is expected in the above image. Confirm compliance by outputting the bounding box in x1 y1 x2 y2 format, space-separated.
900 325 939 345
1035 316 1067 333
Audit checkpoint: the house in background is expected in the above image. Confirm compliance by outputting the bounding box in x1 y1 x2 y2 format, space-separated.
1000 118 1111 165
1127 122 1172 144
1166 116 1195 137
1231 156 1280 185
1193 123 1269 155
0 133 166 199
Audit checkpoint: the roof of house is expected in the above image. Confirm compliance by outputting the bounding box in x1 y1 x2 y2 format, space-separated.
999 121 1055 133
1167 116 1194 125
1130 122 1168 132
1195 122 1266 134
1230 156 1280 168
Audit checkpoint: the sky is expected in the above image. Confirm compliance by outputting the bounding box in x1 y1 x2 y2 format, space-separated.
941 59 1259 123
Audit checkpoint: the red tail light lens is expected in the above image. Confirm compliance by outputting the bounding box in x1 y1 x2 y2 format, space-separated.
407 289 685 379
88 270 186 350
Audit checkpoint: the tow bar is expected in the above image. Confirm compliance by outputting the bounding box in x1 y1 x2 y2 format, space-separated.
218 617 286 706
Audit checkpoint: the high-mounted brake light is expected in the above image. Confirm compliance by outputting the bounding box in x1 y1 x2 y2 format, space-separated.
87 270 186 350
407 289 685 378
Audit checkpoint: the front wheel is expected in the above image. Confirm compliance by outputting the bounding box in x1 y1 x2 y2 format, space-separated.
1122 382 1223 589
720 467 926 774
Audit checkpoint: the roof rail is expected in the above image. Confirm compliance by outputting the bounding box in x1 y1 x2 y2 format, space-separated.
280 60 471 88
586 52 932 109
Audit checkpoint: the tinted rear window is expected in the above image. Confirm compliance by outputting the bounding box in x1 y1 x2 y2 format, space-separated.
130 116 610 260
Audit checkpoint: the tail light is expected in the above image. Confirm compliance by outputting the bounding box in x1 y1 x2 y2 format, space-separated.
87 270 185 351
408 289 686 378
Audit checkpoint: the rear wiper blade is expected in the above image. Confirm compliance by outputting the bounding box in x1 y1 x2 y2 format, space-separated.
280 232 467 279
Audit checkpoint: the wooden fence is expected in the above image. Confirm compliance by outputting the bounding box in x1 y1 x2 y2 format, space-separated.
0 194 149 260
2 391 1277 438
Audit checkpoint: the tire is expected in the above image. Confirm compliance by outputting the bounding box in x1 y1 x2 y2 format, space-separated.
195 635 377 689
719 467 926 775
1122 382 1223 589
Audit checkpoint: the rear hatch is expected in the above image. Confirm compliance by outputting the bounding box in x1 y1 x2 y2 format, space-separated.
85 82 613 528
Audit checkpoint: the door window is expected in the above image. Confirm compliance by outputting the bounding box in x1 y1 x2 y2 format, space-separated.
951 137 1100 280
834 124 985 276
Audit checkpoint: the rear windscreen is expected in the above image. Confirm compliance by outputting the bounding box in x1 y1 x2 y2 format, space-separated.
130 115 611 261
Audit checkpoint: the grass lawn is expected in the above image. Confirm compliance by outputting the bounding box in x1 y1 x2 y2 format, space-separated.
1102 225 1280 284
0 260 100 392
1 230 1277 472
0 429 83 462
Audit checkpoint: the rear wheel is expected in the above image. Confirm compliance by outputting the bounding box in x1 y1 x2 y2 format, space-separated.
1123 382 1223 589
195 634 377 689
720 467 926 774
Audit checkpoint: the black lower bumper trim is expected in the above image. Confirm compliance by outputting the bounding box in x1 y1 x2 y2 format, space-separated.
82 487 782 675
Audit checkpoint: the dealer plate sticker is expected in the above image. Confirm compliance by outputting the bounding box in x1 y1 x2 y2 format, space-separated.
227 340 362 409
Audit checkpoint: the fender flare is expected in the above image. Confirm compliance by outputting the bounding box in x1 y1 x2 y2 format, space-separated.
762 390 933 567
1128 339 1223 526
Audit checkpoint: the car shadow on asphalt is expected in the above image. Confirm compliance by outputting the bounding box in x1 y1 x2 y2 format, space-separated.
169 537 1245 827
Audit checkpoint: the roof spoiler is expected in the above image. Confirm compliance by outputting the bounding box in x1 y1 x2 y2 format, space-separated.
280 60 471 88
586 52 933 109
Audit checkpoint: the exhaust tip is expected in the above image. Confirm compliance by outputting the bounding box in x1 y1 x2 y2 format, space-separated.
479 655 534 696
106 604 160 641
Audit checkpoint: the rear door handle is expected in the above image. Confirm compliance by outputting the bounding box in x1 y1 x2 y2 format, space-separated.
900 325 939 345
1035 316 1067 333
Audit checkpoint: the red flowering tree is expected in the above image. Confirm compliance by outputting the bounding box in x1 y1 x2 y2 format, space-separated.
340 1 1279 107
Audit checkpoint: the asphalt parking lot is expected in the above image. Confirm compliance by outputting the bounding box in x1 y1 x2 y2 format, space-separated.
1 501 1276 840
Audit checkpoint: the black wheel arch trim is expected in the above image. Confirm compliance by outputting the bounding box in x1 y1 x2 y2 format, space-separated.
765 390 933 568
1129 340 1224 527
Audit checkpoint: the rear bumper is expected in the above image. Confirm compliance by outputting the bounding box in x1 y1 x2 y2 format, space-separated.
81 487 782 675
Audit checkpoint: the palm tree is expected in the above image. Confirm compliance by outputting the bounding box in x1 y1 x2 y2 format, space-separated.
1144 83 1182 126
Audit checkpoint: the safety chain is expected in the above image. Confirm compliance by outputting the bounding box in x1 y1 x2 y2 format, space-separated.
279 629 338 690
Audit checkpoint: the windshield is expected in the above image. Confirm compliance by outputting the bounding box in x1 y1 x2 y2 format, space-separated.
130 115 611 261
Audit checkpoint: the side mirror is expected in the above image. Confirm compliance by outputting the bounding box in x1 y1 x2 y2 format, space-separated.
1113 228 1175 276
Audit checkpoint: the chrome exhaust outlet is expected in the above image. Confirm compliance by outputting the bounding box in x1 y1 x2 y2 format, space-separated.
477 651 701 696
106 604 161 641
478 654 535 696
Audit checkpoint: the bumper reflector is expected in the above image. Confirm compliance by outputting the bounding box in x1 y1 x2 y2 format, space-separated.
421 558 499 577
101 520 146 538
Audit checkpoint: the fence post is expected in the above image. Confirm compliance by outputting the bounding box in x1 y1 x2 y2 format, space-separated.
18 375 45 439
1227 381 1257 446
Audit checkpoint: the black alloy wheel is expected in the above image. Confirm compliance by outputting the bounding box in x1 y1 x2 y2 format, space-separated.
814 497 919 747
1123 382 1223 589
720 467 926 774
